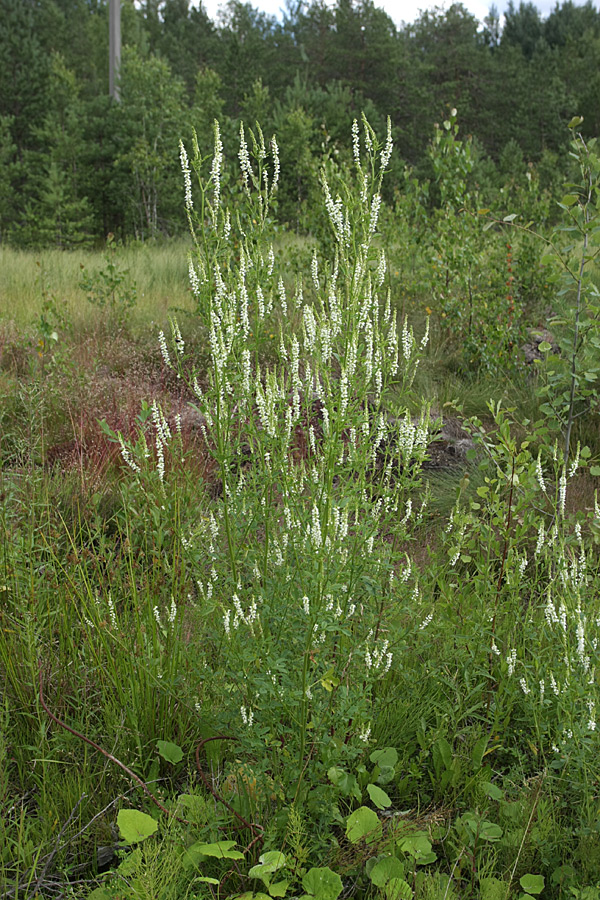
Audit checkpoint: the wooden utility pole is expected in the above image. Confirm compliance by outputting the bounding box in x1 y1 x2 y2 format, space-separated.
109 0 121 101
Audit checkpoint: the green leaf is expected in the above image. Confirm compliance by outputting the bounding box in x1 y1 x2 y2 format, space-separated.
118 847 142 875
117 809 158 844
568 116 584 129
87 890 112 900
328 767 359 798
320 668 340 692
561 194 579 207
503 213 517 222
157 740 183 764
483 782 504 801
538 341 552 352
197 877 221 885
472 735 488 770
183 839 244 867
367 783 392 809
520 874 545 894
385 878 413 900
479 821 503 841
268 881 289 897
397 833 433 861
346 807 381 843
369 856 405 887
370 747 399 768
377 765 396 786
249 852 287 880
301 867 343 900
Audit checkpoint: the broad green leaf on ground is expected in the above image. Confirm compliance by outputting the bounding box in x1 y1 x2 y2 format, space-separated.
301 866 343 900
520 874 545 894
183 839 244 868
157 740 183 763
249 851 287 881
328 767 361 799
367 783 392 809
346 806 381 843
479 821 503 841
117 809 158 844
385 877 413 900
369 856 406 886
397 832 436 864
370 748 398 768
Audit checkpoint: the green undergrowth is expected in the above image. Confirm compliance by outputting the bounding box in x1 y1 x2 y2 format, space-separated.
2 116 600 900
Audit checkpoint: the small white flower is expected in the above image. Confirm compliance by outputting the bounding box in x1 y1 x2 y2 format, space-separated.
568 441 580 478
380 116 393 170
535 450 546 493
559 467 567 517
107 593 117 630
158 330 172 369
535 523 545 555
587 699 596 731
358 723 371 743
240 706 253 727
506 649 517 677
179 140 193 211
352 118 360 167
420 613 433 630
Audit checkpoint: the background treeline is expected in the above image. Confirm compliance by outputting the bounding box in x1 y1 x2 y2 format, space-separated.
1 0 599 246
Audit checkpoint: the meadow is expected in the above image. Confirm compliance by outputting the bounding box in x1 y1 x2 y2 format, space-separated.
2 116 600 900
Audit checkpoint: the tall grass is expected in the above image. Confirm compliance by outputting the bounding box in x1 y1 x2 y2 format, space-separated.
0 241 195 330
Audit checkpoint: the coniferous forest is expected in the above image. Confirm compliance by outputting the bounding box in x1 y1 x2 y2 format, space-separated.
1 0 600 245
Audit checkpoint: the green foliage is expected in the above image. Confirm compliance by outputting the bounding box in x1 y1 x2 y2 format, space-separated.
111 47 188 240
0 0 598 247
301 866 343 900
79 233 137 326
533 122 600 462
117 809 158 844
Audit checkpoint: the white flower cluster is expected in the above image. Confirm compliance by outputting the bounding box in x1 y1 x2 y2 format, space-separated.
223 594 261 639
240 706 254 727
119 434 140 474
506 648 517 677
179 139 193 212
365 630 393 677
151 400 171 484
